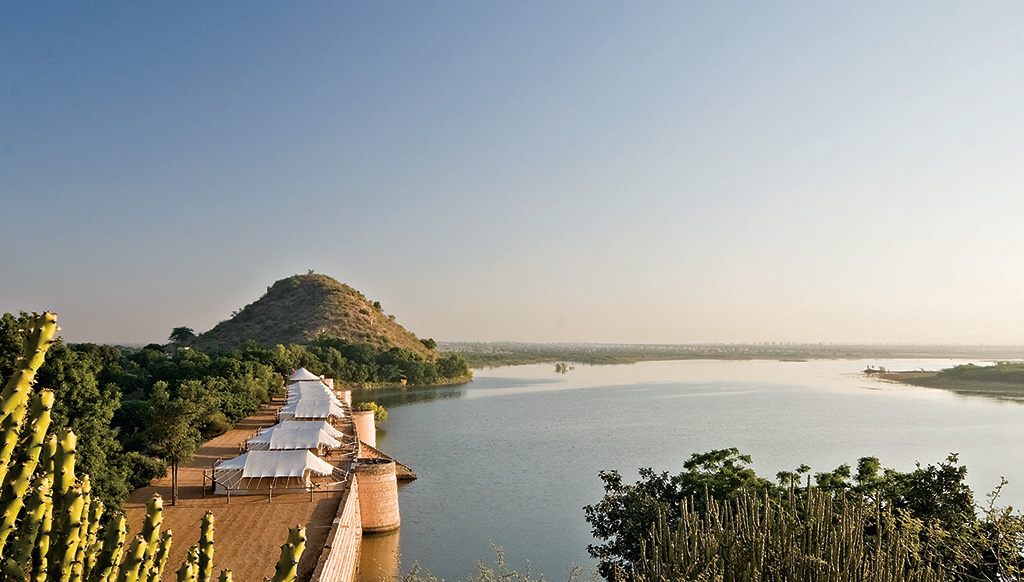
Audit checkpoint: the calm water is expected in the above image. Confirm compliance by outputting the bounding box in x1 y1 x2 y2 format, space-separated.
354 359 1024 582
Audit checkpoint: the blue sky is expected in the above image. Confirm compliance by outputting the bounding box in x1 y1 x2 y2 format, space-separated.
3 2 1024 345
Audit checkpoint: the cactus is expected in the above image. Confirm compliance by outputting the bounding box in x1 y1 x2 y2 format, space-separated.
265 526 305 582
0 313 317 582
0 390 55 550
89 512 127 582
55 482 86 582
197 511 214 582
177 545 199 582
82 496 105 579
0 312 58 487
137 496 164 577
145 530 172 582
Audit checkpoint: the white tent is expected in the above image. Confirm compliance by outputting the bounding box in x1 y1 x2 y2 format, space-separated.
288 367 322 382
247 421 344 450
217 450 336 478
278 396 346 420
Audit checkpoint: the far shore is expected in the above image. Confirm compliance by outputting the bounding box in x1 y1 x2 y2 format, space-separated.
876 370 1024 402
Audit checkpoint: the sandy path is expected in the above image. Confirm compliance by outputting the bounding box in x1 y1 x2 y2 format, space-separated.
124 399 343 581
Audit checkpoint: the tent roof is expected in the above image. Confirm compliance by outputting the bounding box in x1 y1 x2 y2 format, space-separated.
269 423 341 450
248 421 345 445
217 450 336 478
288 368 321 382
280 395 345 419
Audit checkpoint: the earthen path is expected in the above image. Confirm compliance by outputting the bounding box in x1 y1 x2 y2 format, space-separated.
124 399 343 582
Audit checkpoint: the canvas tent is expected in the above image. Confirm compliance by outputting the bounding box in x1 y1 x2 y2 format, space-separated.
246 420 344 451
278 395 346 421
213 450 337 493
288 367 322 382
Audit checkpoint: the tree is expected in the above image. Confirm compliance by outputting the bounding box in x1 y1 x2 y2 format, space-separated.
585 448 779 580
146 381 201 505
420 337 437 350
169 326 196 345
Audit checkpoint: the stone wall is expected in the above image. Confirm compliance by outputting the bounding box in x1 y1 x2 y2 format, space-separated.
310 473 362 582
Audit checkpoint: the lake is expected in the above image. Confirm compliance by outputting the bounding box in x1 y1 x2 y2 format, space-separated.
353 358 1024 582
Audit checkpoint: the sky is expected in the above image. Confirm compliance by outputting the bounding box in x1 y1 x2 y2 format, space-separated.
3 2 1024 346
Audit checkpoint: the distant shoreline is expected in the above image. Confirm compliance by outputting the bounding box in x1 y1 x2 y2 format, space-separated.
443 341 1023 369
876 370 1024 402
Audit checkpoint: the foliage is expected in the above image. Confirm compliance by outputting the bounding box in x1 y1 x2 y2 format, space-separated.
189 273 437 359
169 326 196 344
353 401 388 424
586 449 1024 582
0 312 307 581
146 381 202 505
0 312 279 509
638 488 946 582
584 448 777 579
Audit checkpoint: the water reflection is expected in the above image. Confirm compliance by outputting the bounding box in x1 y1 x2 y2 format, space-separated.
357 528 400 582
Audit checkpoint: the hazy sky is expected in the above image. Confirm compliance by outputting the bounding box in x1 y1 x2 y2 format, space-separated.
3 3 1024 345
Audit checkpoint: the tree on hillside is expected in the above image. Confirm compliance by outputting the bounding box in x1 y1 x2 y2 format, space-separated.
147 381 201 505
169 326 196 345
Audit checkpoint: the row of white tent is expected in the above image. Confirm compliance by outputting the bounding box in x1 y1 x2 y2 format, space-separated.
213 368 349 492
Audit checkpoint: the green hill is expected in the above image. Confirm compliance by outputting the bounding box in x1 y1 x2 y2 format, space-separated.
190 273 436 358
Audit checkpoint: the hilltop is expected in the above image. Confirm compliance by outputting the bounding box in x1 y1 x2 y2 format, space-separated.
190 273 436 358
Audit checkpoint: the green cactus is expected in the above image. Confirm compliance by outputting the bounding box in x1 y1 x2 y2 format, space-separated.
55 482 86 582
145 530 172 582
54 428 78 501
137 495 164 577
82 495 105 579
0 312 58 487
1 314 322 582
30 475 54 582
197 511 215 582
88 512 127 582
265 526 305 582
3 475 52 579
0 389 55 552
177 545 199 582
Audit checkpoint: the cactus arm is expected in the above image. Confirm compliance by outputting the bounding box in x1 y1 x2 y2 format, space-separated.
0 389 55 552
145 530 173 582
83 495 105 580
54 428 78 500
197 511 214 582
138 495 164 576
177 545 199 582
88 512 127 582
29 476 54 582
217 570 232 582
55 483 87 582
267 526 306 582
69 476 94 582
115 534 148 582
2 475 52 579
0 312 58 488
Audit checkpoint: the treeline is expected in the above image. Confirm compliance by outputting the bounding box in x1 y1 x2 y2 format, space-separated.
585 448 1023 582
936 361 1024 384
0 312 471 511
445 341 1024 368
235 335 472 386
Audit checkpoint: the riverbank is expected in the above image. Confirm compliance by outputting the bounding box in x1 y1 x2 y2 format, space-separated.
878 370 1024 402
444 342 1024 368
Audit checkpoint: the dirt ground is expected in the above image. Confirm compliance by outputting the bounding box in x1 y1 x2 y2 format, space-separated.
124 400 344 582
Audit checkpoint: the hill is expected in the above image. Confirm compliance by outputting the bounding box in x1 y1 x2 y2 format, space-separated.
190 273 436 358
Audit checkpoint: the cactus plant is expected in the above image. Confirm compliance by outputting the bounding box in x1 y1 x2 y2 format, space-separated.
0 313 310 581
266 526 305 582
197 511 214 582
